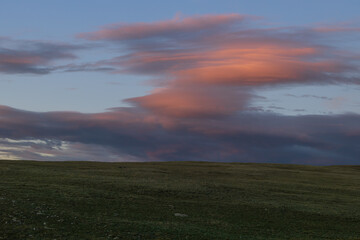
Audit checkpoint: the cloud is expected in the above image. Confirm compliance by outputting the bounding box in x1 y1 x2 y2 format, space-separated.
0 105 360 165
1 14 360 165
311 21 360 33
285 94 334 101
0 138 140 162
111 45 349 86
0 38 86 74
78 14 360 118
127 86 251 118
77 14 248 41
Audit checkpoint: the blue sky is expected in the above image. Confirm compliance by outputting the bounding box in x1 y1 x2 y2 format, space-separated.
0 1 360 164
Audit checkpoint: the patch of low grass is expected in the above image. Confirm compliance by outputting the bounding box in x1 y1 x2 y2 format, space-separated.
0 161 359 239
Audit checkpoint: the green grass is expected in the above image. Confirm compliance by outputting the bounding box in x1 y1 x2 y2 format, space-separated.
0 160 360 239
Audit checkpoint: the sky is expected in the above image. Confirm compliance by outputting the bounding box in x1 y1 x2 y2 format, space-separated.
0 0 360 164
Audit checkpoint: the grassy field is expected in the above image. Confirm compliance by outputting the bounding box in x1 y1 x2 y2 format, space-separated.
0 161 360 239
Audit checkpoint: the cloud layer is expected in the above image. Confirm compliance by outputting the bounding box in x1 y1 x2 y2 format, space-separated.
1 14 360 164
0 105 359 165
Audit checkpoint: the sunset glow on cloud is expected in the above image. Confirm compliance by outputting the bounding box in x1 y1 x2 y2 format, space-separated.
78 14 359 119
1 4 360 164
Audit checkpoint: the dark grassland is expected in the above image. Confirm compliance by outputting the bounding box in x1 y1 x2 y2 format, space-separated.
0 161 360 240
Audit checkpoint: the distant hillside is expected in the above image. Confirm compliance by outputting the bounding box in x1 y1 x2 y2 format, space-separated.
1 160 359 239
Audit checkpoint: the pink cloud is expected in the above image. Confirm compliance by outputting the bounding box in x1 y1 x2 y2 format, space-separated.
78 14 359 118
174 46 343 85
78 14 247 41
311 22 360 33
127 87 250 118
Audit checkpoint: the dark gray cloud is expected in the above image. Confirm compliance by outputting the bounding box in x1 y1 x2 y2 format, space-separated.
0 105 359 165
